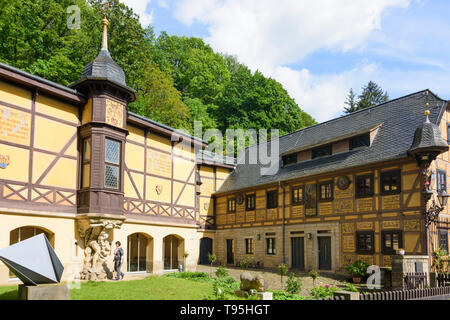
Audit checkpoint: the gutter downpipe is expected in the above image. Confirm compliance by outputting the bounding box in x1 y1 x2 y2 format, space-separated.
279 181 286 264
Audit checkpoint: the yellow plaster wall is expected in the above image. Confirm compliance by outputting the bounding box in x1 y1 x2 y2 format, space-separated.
0 81 31 109
34 116 77 157
0 144 29 182
36 95 78 124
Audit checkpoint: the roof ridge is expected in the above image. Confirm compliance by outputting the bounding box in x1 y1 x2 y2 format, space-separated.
279 89 439 142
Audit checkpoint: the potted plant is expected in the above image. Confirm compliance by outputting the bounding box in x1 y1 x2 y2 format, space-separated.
345 260 369 283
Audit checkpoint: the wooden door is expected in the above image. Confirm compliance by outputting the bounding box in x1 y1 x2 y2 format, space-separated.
291 237 305 269
226 239 234 265
318 237 332 270
199 238 213 265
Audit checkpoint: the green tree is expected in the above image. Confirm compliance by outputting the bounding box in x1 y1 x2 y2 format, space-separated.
357 81 389 110
343 88 358 114
129 60 191 130
344 81 389 114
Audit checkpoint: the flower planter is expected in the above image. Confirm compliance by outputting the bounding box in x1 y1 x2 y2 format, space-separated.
352 277 362 284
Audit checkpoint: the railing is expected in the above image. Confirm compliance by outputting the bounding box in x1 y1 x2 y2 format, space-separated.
437 273 450 287
359 286 450 300
404 272 427 290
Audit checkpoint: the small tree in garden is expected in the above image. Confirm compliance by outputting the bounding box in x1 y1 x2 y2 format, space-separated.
215 265 228 278
309 270 319 287
208 253 217 276
432 247 447 273
286 273 302 294
278 263 288 289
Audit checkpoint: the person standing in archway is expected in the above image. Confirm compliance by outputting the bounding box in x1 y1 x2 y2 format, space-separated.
114 241 125 281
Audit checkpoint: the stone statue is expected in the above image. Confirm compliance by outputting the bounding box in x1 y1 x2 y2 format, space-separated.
77 215 124 281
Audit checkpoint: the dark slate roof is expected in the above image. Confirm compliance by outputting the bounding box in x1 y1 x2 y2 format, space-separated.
0 62 82 96
217 90 448 194
409 113 448 154
79 49 127 87
198 150 236 167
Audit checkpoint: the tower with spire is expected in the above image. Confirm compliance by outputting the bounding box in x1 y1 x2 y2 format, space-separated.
71 5 136 216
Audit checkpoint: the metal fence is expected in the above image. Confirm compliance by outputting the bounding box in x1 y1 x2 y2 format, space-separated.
404 272 427 290
437 273 450 287
359 286 450 300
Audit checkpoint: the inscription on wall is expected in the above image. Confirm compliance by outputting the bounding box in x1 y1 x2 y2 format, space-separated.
357 222 373 230
382 220 400 229
343 235 355 252
334 199 354 214
319 202 333 215
357 198 373 212
148 150 172 176
382 195 401 210
291 205 304 218
0 106 30 146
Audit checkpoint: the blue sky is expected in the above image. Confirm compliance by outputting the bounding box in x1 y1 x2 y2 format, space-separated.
123 0 450 122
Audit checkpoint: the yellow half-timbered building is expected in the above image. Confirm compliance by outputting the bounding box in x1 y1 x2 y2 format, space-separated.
0 18 233 284
0 17 449 286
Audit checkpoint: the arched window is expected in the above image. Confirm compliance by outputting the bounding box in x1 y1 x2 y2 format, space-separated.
127 233 151 273
9 226 54 278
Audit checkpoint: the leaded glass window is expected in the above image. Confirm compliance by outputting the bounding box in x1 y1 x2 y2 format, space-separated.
105 138 120 189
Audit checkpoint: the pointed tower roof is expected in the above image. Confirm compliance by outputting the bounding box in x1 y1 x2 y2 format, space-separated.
409 108 448 156
70 9 136 101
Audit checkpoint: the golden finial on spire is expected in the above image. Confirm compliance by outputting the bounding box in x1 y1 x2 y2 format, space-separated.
101 2 110 50
425 110 430 116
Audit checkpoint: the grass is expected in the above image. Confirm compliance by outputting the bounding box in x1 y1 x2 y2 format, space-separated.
0 285 19 300
71 276 213 300
0 276 214 300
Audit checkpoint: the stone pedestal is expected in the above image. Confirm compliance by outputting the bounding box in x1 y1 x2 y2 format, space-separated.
391 255 430 290
234 290 273 300
19 284 70 300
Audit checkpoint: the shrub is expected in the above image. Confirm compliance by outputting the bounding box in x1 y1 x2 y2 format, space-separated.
215 265 229 278
344 283 359 293
345 260 369 277
286 273 302 294
240 257 253 269
166 271 209 280
270 290 311 300
310 285 338 299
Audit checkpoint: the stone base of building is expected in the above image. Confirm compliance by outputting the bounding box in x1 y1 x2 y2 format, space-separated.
18 284 70 300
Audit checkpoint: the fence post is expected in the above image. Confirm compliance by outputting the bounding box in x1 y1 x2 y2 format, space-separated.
429 272 437 288
334 291 359 300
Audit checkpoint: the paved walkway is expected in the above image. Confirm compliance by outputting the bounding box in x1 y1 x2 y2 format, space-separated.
196 265 350 295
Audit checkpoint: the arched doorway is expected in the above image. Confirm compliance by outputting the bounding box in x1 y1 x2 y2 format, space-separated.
163 235 184 270
10 226 54 247
199 238 213 265
127 233 153 273
9 226 54 278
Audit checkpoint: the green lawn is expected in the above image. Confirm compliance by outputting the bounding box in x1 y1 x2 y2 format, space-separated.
0 276 214 300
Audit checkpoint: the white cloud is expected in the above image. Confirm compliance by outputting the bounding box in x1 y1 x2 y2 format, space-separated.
172 0 414 122
174 0 409 72
121 0 154 26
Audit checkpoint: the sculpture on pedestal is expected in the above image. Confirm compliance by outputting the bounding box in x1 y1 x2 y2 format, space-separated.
77 216 124 280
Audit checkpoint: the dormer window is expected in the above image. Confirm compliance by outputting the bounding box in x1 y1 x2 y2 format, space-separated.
312 145 332 159
350 133 370 150
282 154 297 166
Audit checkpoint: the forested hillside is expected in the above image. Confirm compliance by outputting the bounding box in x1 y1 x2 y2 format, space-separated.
0 0 316 142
